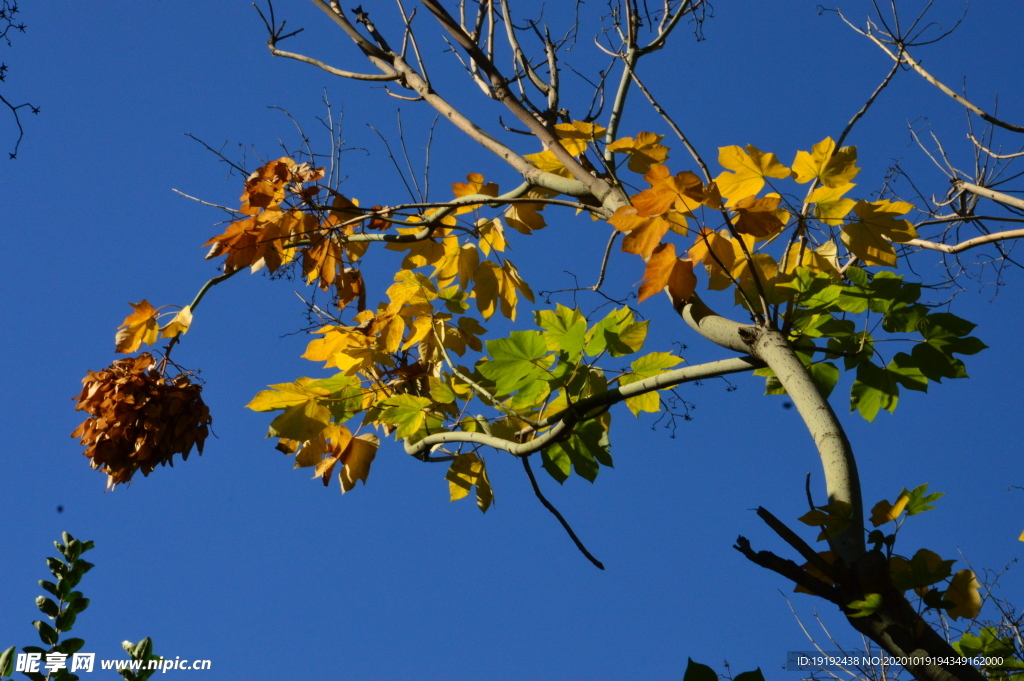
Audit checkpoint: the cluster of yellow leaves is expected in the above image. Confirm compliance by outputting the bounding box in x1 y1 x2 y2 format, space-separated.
114 300 193 353
283 424 380 492
603 136 920 313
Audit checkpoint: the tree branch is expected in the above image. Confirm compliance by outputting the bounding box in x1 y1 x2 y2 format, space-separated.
521 454 604 570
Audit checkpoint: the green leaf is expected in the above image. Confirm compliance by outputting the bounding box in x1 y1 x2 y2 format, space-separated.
33 621 58 645
835 286 870 313
46 558 67 579
0 647 15 677
377 394 436 440
911 342 968 382
887 353 928 392
55 610 77 631
882 303 927 333
850 362 898 421
847 592 883 618
39 580 59 597
479 331 550 395
919 312 976 338
56 638 86 655
683 658 718 681
546 419 612 482
846 265 869 287
584 307 645 357
541 447 571 483
535 305 587 360
266 400 331 441
901 483 944 516
35 596 59 618
808 362 840 398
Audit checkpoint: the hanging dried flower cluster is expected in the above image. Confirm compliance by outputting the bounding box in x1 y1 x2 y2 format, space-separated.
71 353 211 489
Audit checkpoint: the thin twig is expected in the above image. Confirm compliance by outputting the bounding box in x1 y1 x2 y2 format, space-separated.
521 453 605 570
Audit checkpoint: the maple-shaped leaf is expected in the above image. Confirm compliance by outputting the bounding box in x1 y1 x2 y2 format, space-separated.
478 331 549 395
499 259 535 320
713 144 791 205
607 132 669 174
869 494 910 526
524 148 573 177
632 165 705 217
808 182 857 225
584 307 648 357
377 394 435 440
387 269 438 309
446 452 493 512
638 242 677 302
505 187 557 233
115 300 160 353
688 228 736 290
791 138 860 187
452 172 499 214
945 570 982 620
553 120 607 157
267 399 332 442
779 241 841 281
841 200 919 268
160 306 192 340
240 157 295 213
621 351 684 415
732 195 786 239
545 418 612 482
889 549 955 592
535 305 587 359
618 212 671 259
339 433 379 493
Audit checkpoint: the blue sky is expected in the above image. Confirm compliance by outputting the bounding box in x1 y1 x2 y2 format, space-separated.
2 2 1022 679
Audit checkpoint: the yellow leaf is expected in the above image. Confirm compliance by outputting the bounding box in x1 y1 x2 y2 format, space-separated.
1019 529 1024 541
945 570 982 620
446 453 494 512
638 242 677 302
688 228 736 290
477 218 505 255
159 306 193 339
713 144 791 205
387 270 438 309
114 300 161 353
246 377 332 412
452 173 499 214
809 183 857 225
841 221 898 267
458 243 479 289
853 199 919 243
524 148 571 177
607 132 669 174
340 433 379 493
555 120 607 143
791 138 860 187
632 167 705 217
473 261 501 319
780 241 841 280
302 326 374 366
869 495 910 526
500 259 534 321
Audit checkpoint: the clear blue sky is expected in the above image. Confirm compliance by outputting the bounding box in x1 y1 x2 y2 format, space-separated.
2 2 1022 679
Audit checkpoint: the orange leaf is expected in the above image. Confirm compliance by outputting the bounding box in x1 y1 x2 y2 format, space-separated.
622 216 670 258
638 242 677 302
115 300 160 353
668 258 697 308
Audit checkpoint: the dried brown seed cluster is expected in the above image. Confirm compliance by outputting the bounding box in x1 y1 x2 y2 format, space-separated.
71 353 212 489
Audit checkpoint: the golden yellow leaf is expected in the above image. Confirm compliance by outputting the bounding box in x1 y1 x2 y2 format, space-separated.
159 306 193 340
524 148 572 177
387 270 438 309
340 433 379 493
791 138 860 187
945 570 982 620
638 242 677 302
853 199 919 243
780 241 842 280
607 132 669 174
446 452 494 512
809 183 857 226
713 144 791 205
555 120 607 143
452 173 499 214
869 495 910 526
473 261 501 319
458 244 479 289
841 222 898 267
477 218 506 255
115 300 161 353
